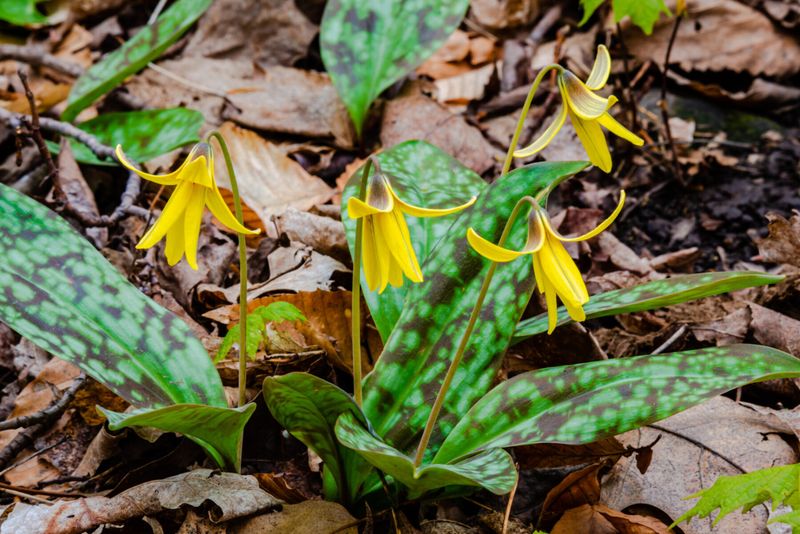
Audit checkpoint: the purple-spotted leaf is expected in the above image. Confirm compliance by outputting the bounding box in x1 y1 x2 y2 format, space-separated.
62 0 213 122
99 404 255 471
335 412 517 496
263 373 377 504
434 345 800 464
512 272 782 343
362 161 589 460
342 141 484 339
321 0 469 135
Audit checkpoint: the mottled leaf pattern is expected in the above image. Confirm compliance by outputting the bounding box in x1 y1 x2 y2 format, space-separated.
0 183 226 409
335 412 517 496
321 0 469 134
263 373 377 504
62 0 213 122
434 345 800 463
100 404 255 471
47 109 204 166
342 141 484 339
362 161 589 460
513 272 782 343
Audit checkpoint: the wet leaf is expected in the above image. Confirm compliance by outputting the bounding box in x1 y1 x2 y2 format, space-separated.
321 0 469 134
62 0 213 121
342 140 484 340
434 345 800 463
335 412 517 496
513 272 782 343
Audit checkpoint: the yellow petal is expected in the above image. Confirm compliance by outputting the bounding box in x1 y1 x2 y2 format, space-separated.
390 208 422 282
562 294 587 323
585 45 611 91
361 217 381 292
389 183 476 218
538 235 589 307
467 228 527 263
545 190 626 242
347 195 394 219
386 254 404 289
164 214 186 266
598 112 644 146
543 276 559 334
532 251 546 294
115 145 185 185
560 71 613 120
182 185 206 270
377 210 422 285
513 102 568 158
569 109 612 173
136 181 194 249
205 183 259 235
372 216 394 293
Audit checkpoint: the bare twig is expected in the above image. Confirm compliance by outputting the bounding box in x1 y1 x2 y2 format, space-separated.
0 375 86 432
17 70 59 182
0 44 84 77
501 466 519 534
651 325 688 355
659 15 685 184
614 24 638 135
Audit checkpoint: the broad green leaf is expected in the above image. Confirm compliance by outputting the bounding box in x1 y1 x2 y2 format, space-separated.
263 373 376 505
612 0 671 34
434 345 800 463
321 0 469 134
335 412 517 496
342 140 484 339
0 0 47 25
512 272 782 344
578 0 606 26
47 109 203 166
362 161 589 460
62 0 213 122
0 183 226 409
99 403 255 471
673 463 800 529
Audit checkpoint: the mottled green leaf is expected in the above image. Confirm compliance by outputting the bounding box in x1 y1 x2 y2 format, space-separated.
263 373 376 505
62 0 213 122
0 184 226 409
362 161 589 460
100 403 255 471
0 0 47 25
342 141 484 339
335 412 517 496
673 463 800 529
434 345 800 463
321 0 469 134
512 272 782 344
47 109 203 166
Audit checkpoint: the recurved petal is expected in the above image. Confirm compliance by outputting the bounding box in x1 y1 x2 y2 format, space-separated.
585 45 612 91
347 195 394 219
513 102 568 158
136 181 194 249
205 184 259 235
560 71 613 120
598 112 645 146
569 109 612 173
467 228 527 263
115 145 185 185
182 186 207 270
546 190 626 243
390 185 476 218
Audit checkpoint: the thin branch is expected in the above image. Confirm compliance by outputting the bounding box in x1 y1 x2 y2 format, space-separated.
0 375 86 431
0 44 85 77
17 70 59 182
615 24 638 135
659 15 685 184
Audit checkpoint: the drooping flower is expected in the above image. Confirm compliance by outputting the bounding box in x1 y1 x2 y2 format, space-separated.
467 191 625 333
347 171 475 293
514 45 644 173
116 143 259 270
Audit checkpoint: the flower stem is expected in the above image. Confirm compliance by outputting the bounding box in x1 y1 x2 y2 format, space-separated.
501 65 559 176
208 132 249 408
351 157 376 407
412 196 532 468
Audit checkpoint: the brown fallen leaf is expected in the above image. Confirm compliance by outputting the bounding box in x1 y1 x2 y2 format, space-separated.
539 463 605 527
749 302 800 356
212 122 335 222
55 140 107 247
691 306 751 346
433 62 496 105
0 469 280 534
552 504 669 534
516 439 626 470
756 211 800 268
230 500 356 533
274 208 348 263
469 0 540 29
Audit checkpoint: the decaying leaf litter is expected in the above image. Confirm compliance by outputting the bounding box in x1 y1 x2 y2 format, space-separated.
0 0 798 532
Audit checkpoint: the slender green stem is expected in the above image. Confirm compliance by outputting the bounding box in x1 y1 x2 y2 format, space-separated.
501 65 560 176
412 196 534 468
351 157 375 407
208 132 249 408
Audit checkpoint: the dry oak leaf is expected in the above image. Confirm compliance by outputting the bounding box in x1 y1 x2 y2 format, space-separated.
552 504 669 534
756 211 800 268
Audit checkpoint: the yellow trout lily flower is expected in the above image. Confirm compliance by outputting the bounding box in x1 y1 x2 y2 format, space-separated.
348 171 475 293
116 143 259 270
514 45 644 173
467 191 625 334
